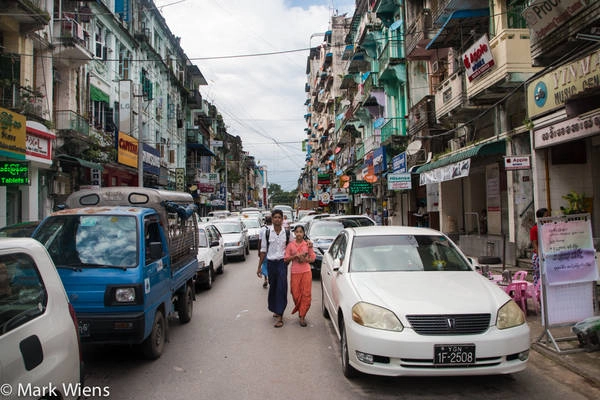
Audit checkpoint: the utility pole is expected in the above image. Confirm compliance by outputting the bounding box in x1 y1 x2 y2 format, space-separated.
137 94 144 187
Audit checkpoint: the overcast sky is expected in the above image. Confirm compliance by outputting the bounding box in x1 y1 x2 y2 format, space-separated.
158 0 355 191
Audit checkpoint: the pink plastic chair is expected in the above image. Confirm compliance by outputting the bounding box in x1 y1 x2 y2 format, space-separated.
505 282 528 313
513 270 528 281
525 282 540 315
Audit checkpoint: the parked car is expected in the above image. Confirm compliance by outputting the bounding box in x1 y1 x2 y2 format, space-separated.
0 221 40 237
320 226 530 378
207 210 231 221
305 220 345 276
0 237 83 399
241 216 262 249
321 214 376 227
196 223 225 290
213 218 250 262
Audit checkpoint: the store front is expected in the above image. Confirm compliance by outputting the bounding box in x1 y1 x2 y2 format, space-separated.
527 48 600 242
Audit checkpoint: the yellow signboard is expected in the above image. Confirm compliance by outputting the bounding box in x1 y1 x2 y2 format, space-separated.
527 48 600 118
0 107 26 159
117 131 138 168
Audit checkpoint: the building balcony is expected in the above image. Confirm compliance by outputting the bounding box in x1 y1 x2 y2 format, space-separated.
430 0 490 27
55 110 90 136
405 9 435 58
52 18 93 66
467 29 541 104
363 134 381 154
3 0 50 33
435 70 480 123
378 39 405 82
380 118 405 143
408 95 439 137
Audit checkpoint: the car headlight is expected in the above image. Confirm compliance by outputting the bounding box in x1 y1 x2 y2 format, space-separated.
496 300 526 329
115 287 136 303
352 302 404 332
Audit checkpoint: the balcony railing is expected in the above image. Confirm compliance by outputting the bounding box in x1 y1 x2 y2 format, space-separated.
378 38 404 70
381 118 406 143
55 110 90 136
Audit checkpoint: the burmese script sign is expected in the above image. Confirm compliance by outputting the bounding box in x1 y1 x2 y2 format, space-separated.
0 162 29 186
540 217 599 285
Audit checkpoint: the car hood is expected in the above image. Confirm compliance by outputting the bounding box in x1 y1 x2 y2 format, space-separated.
349 272 509 316
247 228 261 235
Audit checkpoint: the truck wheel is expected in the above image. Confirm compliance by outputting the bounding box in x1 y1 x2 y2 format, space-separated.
142 310 165 360
178 284 193 323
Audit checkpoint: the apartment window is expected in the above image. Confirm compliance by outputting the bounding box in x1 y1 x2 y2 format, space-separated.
141 69 153 100
95 25 107 60
118 45 131 79
507 0 529 29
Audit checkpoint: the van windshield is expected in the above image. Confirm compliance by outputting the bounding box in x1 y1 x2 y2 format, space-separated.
34 215 138 268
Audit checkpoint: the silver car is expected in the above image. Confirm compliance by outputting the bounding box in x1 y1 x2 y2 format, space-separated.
213 219 250 262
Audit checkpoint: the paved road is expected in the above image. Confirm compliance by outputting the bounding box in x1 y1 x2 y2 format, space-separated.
80 252 600 399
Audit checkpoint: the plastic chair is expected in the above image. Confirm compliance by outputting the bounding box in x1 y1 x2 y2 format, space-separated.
525 281 540 315
505 282 528 313
513 270 528 281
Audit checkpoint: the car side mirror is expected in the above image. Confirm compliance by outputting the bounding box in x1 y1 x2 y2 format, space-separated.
333 258 342 272
210 240 220 247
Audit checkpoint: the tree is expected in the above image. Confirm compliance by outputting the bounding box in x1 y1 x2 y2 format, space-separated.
268 183 296 207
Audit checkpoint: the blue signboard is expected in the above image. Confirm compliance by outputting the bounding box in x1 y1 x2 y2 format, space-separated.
373 146 387 174
143 144 160 176
392 152 407 173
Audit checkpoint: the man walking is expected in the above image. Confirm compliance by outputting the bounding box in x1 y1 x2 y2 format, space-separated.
257 209 289 327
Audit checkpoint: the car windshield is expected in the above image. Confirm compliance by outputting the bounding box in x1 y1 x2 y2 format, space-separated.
214 222 242 234
349 234 472 272
33 215 138 268
309 222 344 238
243 219 261 228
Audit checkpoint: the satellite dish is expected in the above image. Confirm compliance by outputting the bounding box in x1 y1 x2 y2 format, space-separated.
406 140 422 156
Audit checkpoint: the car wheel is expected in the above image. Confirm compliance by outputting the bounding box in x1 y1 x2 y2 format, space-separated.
340 319 358 379
177 284 193 323
203 265 213 290
142 309 165 360
321 281 330 319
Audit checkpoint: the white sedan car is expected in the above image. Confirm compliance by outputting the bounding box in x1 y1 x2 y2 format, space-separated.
196 223 225 290
320 226 529 378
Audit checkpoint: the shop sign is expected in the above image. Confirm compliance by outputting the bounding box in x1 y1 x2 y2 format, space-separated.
392 152 407 173
373 147 386 174
211 140 223 147
332 188 349 203
349 180 373 194
317 173 331 184
504 156 531 170
527 47 600 118
0 107 26 159
143 143 160 175
534 110 600 149
175 168 185 192
198 183 214 193
0 161 29 185
319 192 331 204
419 158 471 185
90 168 102 187
387 173 411 190
117 131 138 168
522 0 585 41
118 80 132 135
462 34 494 82
199 172 219 184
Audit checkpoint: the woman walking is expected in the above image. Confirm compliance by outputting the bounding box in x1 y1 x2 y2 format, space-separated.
284 225 315 327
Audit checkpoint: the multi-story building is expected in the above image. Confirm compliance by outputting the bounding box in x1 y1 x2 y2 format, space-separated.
0 0 259 227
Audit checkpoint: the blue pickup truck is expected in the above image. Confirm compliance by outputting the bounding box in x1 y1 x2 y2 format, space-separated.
33 188 199 359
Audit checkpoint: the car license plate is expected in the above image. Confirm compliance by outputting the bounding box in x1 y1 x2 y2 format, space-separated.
78 321 90 337
434 344 475 366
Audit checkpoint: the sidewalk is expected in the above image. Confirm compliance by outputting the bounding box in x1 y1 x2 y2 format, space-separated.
527 312 600 388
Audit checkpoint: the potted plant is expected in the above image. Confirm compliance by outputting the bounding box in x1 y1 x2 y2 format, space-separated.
560 191 588 215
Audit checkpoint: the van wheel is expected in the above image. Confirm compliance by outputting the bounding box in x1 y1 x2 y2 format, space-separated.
178 285 193 323
142 310 165 360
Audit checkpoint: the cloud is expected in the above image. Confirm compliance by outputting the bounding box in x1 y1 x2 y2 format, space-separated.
158 0 354 191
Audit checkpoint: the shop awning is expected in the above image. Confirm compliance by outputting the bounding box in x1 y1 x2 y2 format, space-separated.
57 154 103 170
426 8 490 50
414 140 505 174
90 85 110 103
186 143 215 156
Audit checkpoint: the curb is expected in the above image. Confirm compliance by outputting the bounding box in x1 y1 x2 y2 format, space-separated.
531 343 600 389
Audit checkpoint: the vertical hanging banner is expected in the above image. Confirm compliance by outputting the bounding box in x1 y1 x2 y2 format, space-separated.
119 80 132 135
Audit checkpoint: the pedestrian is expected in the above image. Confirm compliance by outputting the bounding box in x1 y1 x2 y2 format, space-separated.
256 215 272 288
284 225 315 327
530 207 549 286
257 209 290 328
364 207 373 219
282 214 290 231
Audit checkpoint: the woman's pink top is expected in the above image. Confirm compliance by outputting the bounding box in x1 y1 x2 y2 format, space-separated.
285 240 316 274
